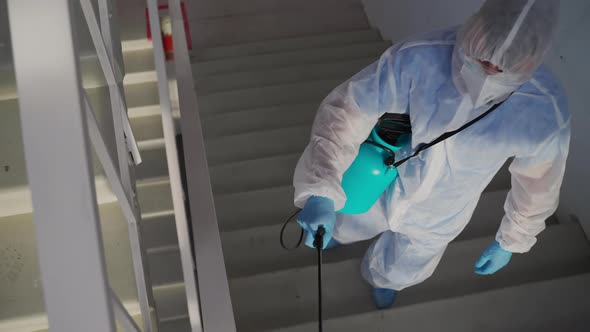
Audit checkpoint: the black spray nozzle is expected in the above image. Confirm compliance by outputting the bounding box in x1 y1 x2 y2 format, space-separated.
314 226 326 250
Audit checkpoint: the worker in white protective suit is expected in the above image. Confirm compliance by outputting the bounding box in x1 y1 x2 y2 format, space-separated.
294 0 569 309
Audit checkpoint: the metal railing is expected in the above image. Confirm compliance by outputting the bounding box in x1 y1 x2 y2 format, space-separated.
8 0 153 331
8 0 235 331
146 0 236 331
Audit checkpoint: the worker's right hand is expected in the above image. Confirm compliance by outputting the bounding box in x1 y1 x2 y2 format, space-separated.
297 196 336 249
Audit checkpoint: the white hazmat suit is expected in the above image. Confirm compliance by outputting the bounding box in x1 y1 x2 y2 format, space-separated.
293 0 569 291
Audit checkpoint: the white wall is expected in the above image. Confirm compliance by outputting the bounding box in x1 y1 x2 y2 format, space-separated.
362 0 590 234
545 2 590 234
362 0 483 42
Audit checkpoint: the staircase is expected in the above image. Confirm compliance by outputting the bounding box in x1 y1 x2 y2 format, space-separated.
1 0 589 331
132 1 590 332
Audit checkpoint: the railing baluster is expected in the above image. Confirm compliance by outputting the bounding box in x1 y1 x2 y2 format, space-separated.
82 0 154 330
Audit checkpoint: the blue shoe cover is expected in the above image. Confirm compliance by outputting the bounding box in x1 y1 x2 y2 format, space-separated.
372 288 397 309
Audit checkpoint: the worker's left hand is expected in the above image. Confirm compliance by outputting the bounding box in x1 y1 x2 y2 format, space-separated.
475 241 513 275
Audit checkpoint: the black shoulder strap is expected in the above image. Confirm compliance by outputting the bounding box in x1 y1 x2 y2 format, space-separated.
393 97 509 168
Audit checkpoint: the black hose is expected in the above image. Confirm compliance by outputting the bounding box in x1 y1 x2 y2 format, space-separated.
279 209 303 250
314 226 326 332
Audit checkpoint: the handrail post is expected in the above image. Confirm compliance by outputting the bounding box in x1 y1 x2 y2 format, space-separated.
7 0 116 330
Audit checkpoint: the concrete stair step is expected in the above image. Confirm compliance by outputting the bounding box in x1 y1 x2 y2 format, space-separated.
194 41 389 76
190 7 370 48
0 202 144 331
136 147 511 230
209 153 300 195
201 102 320 139
205 125 311 165
212 163 512 232
189 0 362 20
274 272 590 332
147 247 183 288
139 185 520 255
122 47 155 76
129 101 319 146
197 80 343 114
0 100 117 217
129 112 166 144
229 223 590 331
195 57 375 94
141 213 177 251
123 81 161 110
0 40 153 101
135 147 169 182
141 189 514 284
159 316 191 332
222 189 515 278
134 125 310 179
137 179 292 232
194 29 381 61
152 283 189 322
122 43 385 109
0 88 118 193
136 178 174 217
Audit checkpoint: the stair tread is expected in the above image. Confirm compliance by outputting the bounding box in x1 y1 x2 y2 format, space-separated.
198 79 343 114
273 272 590 332
190 0 362 20
0 203 142 324
229 222 590 331
152 283 189 321
144 189 515 281
221 189 514 277
194 41 389 76
209 153 300 195
191 7 370 48
194 29 381 60
205 125 311 165
201 102 320 139
195 57 375 94
158 316 191 332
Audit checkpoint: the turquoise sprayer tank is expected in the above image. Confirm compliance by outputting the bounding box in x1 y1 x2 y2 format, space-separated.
338 115 411 214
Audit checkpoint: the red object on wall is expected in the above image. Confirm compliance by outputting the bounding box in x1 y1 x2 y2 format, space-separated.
146 2 192 59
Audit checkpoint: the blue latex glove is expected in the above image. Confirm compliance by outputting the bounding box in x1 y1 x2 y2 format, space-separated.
297 196 336 249
475 241 513 275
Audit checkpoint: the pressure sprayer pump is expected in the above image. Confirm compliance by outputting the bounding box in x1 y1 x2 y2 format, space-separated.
338 113 411 214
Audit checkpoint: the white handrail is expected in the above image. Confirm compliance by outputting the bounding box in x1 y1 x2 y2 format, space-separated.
169 0 237 330
145 1 204 331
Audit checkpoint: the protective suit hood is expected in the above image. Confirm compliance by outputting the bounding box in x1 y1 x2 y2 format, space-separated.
452 0 560 107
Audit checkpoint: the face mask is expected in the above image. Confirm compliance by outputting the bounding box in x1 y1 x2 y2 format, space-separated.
458 53 521 108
